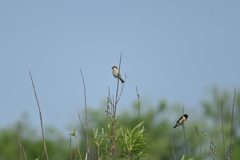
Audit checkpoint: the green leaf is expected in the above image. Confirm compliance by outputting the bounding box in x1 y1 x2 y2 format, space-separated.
181 155 185 160
68 126 77 137
102 128 104 135
85 152 88 160
93 128 98 139
131 121 144 135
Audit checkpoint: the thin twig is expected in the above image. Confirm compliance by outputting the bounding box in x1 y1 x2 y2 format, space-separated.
77 110 86 142
70 136 72 160
229 89 236 150
221 100 225 158
106 111 112 143
107 88 113 160
18 135 22 160
225 90 237 159
170 132 176 160
112 95 114 116
106 101 112 143
106 94 113 143
182 106 189 160
114 53 122 109
29 71 49 160
195 126 206 160
196 127 202 160
183 126 189 160
107 53 126 159
209 134 217 160
200 135 203 160
75 134 82 160
227 140 238 159
113 53 123 159
41 148 46 160
194 129 196 160
209 135 211 160
80 69 90 160
107 87 113 110
136 86 140 125
18 135 27 160
116 75 126 103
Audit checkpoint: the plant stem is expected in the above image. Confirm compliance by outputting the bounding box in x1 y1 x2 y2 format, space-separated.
98 145 100 160
80 69 90 160
221 100 225 158
229 90 236 150
29 71 49 160
75 135 82 160
183 126 189 160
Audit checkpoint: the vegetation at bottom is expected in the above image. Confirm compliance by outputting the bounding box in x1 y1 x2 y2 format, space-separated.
0 87 240 159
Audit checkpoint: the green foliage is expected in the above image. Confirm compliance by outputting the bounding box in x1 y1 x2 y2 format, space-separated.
89 119 150 160
90 127 108 160
181 154 194 160
0 115 70 160
68 126 77 137
200 87 240 159
0 87 240 159
69 126 82 160
116 121 150 159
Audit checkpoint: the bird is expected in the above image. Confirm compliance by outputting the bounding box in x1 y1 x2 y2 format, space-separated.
173 114 188 128
112 66 125 83
137 94 141 98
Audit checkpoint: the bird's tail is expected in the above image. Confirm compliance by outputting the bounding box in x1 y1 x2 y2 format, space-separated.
173 125 177 128
120 78 125 83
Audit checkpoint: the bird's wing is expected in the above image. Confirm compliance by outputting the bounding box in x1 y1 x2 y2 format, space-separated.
176 115 184 123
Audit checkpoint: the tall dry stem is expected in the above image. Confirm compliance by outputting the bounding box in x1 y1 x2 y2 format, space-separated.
221 100 225 158
29 71 49 160
182 106 189 160
80 69 90 160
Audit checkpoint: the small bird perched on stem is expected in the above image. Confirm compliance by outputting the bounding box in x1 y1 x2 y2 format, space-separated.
112 66 125 83
173 114 188 128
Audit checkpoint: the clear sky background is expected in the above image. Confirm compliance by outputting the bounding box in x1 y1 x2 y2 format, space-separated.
0 1 240 134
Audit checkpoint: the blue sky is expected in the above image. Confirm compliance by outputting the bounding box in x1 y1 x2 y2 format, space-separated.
0 1 239 133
